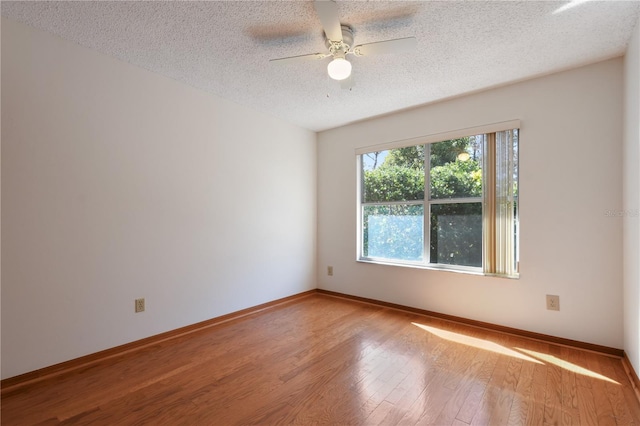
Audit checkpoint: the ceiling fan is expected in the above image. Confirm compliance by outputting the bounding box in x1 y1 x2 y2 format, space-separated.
269 0 417 86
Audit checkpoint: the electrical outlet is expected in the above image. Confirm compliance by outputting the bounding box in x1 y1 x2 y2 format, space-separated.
135 298 145 313
327 266 334 276
546 295 559 311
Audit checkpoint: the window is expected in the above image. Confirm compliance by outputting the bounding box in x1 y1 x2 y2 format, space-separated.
358 125 519 277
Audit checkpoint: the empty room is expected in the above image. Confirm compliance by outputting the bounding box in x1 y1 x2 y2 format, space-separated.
2 0 640 424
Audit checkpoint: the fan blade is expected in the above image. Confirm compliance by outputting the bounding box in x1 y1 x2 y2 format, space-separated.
314 0 343 42
270 52 327 65
353 37 417 56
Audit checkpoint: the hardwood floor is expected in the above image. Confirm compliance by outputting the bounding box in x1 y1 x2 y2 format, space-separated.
2 293 640 425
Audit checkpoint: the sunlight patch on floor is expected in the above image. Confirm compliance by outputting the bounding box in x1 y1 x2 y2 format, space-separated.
516 348 620 384
411 322 543 364
412 322 620 384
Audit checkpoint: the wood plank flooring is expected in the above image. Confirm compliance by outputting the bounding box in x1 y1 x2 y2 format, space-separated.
2 294 640 425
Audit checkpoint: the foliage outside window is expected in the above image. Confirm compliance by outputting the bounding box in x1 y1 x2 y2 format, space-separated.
359 129 519 277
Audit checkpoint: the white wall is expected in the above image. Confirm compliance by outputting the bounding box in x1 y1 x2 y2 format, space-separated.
624 17 640 375
1 18 317 379
318 58 624 349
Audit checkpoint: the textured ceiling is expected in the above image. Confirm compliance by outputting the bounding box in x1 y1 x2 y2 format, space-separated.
2 1 639 131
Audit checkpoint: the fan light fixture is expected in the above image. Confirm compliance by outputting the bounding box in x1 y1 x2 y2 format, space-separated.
327 57 352 81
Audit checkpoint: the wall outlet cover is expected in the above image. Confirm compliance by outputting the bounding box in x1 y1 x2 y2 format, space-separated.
546 295 559 311
135 298 145 313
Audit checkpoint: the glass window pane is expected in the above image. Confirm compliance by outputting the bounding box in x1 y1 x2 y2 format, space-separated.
430 136 483 200
362 146 424 203
363 204 424 261
430 203 482 267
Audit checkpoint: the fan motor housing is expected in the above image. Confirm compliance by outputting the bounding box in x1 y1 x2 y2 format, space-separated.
325 25 354 52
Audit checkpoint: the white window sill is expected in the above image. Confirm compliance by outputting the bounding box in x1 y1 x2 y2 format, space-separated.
356 258 519 279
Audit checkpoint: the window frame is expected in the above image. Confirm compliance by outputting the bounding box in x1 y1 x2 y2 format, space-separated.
356 121 520 278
